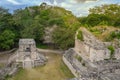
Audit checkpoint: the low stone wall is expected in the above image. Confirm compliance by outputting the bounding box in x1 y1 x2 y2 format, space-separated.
115 48 120 59
34 52 47 67
0 49 18 80
0 63 18 80
37 48 63 54
63 55 78 77
63 48 120 80
63 49 96 77
0 48 17 55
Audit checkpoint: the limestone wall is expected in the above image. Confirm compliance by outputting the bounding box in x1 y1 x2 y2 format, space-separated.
63 48 120 80
115 48 120 59
89 48 110 62
63 56 78 77
75 28 120 62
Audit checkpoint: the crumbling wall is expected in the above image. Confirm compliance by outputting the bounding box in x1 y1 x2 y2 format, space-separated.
65 28 120 80
115 48 120 59
75 28 120 62
0 57 18 80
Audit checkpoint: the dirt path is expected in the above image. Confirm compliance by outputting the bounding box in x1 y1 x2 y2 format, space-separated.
37 48 64 54
8 52 74 80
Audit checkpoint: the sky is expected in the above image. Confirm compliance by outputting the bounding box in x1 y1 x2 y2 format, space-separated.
0 0 120 17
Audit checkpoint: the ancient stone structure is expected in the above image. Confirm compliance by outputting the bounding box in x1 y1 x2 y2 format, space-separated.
0 39 46 79
63 28 120 80
43 25 57 44
16 39 46 68
75 28 120 62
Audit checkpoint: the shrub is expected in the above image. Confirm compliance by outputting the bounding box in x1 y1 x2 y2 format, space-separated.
108 45 115 59
77 30 84 41
75 55 82 62
105 31 120 41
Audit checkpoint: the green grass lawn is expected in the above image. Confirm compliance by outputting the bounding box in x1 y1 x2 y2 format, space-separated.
7 53 74 80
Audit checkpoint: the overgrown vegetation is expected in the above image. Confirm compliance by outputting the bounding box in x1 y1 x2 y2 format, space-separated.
75 55 82 62
78 4 120 27
105 31 120 41
0 3 80 50
108 45 115 59
77 30 84 41
60 61 75 78
1 3 120 50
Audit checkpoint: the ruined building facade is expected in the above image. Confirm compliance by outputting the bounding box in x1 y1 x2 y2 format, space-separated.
63 28 120 80
75 28 120 62
16 39 46 68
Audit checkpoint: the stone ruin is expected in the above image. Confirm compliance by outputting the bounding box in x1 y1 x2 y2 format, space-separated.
63 28 120 80
0 39 46 80
75 28 120 62
16 39 46 68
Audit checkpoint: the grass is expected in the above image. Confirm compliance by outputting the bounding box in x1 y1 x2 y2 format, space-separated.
36 43 56 49
108 45 115 59
7 53 74 80
36 43 50 49
60 61 74 78
75 55 82 62
88 26 120 41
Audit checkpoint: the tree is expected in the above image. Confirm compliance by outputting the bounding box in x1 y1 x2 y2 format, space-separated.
89 4 120 26
0 7 8 15
52 28 75 50
82 14 110 26
89 4 120 17
0 3 80 50
0 7 13 33
114 17 120 27
0 30 15 50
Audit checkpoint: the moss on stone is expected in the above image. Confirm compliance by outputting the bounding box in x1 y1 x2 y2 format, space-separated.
75 55 82 62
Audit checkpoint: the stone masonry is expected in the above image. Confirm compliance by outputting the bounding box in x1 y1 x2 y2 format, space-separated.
16 39 46 68
75 28 120 62
63 28 120 80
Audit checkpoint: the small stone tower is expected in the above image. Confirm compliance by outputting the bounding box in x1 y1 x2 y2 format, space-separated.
16 39 46 68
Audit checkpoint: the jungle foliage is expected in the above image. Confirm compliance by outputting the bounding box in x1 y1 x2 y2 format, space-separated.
78 4 120 27
0 3 80 50
0 3 120 50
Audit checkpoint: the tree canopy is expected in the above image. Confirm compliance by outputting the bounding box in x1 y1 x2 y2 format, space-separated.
0 3 120 50
0 3 80 50
79 4 120 27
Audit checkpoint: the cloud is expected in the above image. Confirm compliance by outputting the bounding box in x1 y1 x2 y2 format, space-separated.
43 0 65 4
0 0 120 16
7 0 21 5
75 0 99 3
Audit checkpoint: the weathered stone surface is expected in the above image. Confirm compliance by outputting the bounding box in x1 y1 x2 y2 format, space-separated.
16 39 47 68
75 28 120 62
0 39 47 79
43 25 57 44
63 49 120 80
63 28 120 80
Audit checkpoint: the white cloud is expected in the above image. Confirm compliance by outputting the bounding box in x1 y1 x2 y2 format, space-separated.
58 0 117 17
69 0 78 4
77 0 99 2
60 2 73 8
1 0 120 17
58 0 98 17
7 0 21 5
